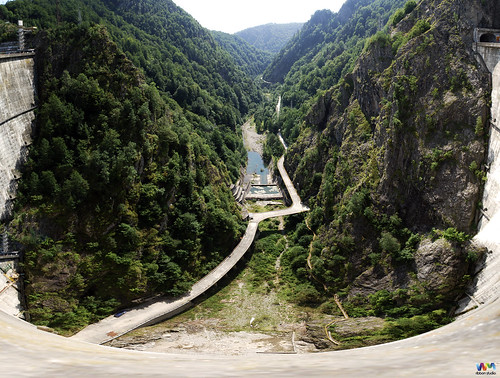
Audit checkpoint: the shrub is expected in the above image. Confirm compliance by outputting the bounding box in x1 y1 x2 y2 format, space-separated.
406 19 431 41
367 31 391 49
475 116 484 137
441 227 470 243
404 0 417 15
292 283 322 305
379 232 401 256
391 9 405 27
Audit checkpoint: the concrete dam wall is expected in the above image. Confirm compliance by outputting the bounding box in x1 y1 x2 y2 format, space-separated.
0 54 36 220
464 52 500 312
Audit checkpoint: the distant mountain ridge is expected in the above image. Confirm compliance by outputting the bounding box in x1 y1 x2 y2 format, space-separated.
212 31 273 77
235 22 303 54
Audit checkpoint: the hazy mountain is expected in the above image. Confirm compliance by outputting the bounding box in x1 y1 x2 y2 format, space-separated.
263 0 405 84
212 31 273 77
236 22 303 54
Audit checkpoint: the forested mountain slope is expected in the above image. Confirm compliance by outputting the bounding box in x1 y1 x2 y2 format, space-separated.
0 0 258 333
260 0 492 327
235 23 303 54
263 0 406 87
212 31 273 77
1 0 261 129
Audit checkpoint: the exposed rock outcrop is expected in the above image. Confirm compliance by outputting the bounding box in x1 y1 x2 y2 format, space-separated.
284 0 493 308
415 238 486 296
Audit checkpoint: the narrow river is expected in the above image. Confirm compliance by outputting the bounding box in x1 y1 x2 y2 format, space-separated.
241 118 270 185
247 151 268 184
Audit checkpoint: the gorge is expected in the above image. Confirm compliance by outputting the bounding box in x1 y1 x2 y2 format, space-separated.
0 0 498 375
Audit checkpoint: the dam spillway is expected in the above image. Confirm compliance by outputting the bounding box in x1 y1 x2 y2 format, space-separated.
0 54 36 220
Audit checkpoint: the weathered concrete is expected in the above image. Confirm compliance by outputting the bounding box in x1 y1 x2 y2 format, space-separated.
477 43 500 73
459 48 500 313
0 55 35 220
0 294 498 377
246 185 283 200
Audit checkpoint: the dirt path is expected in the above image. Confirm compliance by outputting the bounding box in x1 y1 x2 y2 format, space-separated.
108 277 319 356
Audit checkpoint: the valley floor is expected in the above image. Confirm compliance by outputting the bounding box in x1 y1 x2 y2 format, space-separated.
106 118 390 355
242 117 265 154
107 274 319 355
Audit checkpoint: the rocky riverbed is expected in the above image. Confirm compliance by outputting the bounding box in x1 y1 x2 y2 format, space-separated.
242 117 265 154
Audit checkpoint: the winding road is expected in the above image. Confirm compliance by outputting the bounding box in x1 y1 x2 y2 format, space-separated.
72 148 308 344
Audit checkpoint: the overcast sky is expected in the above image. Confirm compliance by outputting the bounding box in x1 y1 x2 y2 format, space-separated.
0 0 347 34
173 0 347 33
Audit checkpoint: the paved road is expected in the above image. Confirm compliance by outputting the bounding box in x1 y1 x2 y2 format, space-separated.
73 153 308 344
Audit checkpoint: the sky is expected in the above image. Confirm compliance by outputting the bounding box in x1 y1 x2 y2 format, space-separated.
172 0 347 34
0 0 348 34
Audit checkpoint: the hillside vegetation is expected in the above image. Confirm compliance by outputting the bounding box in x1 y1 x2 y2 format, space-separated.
257 0 491 329
212 31 273 77
236 23 303 54
0 0 259 333
263 0 407 101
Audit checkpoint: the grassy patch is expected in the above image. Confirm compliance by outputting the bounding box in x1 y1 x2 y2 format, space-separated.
246 200 286 213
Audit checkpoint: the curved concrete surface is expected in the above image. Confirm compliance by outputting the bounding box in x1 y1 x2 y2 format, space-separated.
0 298 497 377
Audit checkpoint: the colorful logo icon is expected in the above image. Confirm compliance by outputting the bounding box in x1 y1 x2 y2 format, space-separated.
476 363 497 375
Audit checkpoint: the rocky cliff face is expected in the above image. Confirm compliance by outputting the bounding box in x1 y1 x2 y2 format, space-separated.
285 0 491 305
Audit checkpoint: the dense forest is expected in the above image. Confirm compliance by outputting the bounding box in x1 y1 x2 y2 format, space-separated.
1 0 262 131
235 23 303 54
211 31 273 78
0 0 265 332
